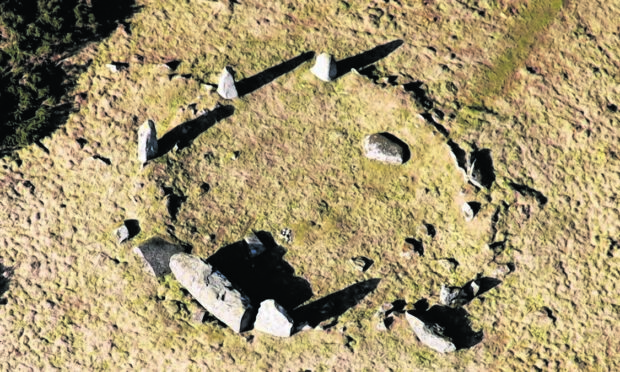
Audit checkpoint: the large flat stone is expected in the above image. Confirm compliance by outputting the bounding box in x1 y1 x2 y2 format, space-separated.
170 253 253 333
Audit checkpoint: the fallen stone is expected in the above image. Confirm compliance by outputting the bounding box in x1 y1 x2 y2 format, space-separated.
137 119 158 163
406 312 457 353
217 66 238 99
437 258 459 272
311 53 338 82
350 256 373 272
133 237 184 277
254 299 294 337
115 225 129 243
363 133 409 165
170 253 253 333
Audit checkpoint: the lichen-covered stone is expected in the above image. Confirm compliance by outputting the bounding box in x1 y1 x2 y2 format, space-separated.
133 237 183 277
406 312 456 353
217 66 238 99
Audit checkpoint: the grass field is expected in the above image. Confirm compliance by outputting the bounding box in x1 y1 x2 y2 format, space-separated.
1 0 619 370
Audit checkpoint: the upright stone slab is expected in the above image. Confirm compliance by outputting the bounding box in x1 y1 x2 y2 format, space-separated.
138 119 158 163
406 312 456 353
217 66 238 99
311 53 337 82
133 237 184 277
170 253 253 333
254 299 294 337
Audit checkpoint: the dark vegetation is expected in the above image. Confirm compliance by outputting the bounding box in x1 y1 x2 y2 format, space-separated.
0 0 138 156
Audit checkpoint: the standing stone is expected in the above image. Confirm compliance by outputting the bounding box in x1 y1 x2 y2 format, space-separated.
363 133 409 165
406 312 457 353
133 237 184 277
138 119 158 163
217 66 238 99
254 299 294 337
311 53 337 82
170 253 253 333
245 233 266 257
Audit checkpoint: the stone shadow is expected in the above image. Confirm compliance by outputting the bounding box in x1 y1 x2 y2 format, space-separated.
410 299 483 350
235 52 315 97
207 231 313 310
0 262 13 305
470 148 495 189
379 132 411 163
157 104 234 157
291 278 381 329
334 39 404 80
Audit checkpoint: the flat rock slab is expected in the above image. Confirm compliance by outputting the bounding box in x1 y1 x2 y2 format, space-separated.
363 133 409 165
170 253 253 333
133 237 184 277
406 312 456 353
138 119 158 163
254 299 294 337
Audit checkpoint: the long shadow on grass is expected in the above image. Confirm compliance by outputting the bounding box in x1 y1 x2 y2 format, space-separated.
156 105 235 157
235 52 315 97
0 0 140 156
334 39 404 80
291 278 381 330
0 262 13 305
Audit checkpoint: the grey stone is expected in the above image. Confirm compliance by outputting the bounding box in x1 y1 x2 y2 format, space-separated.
363 133 409 165
217 66 238 99
350 256 373 272
462 202 475 221
439 284 461 306
137 119 158 163
254 299 294 337
115 225 129 244
245 233 266 257
280 228 294 244
133 237 184 277
170 253 253 333
406 312 456 353
311 53 337 82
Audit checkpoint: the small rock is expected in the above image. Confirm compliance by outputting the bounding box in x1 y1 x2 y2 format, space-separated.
311 53 338 82
133 237 184 277
254 299 294 337
406 312 456 353
170 253 253 333
137 119 158 163
280 228 294 244
105 62 128 73
363 133 410 165
115 225 129 244
437 258 459 272
439 284 461 306
419 223 436 238
192 308 207 324
217 66 238 99
461 202 479 221
245 233 266 257
350 256 373 272
492 263 514 277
